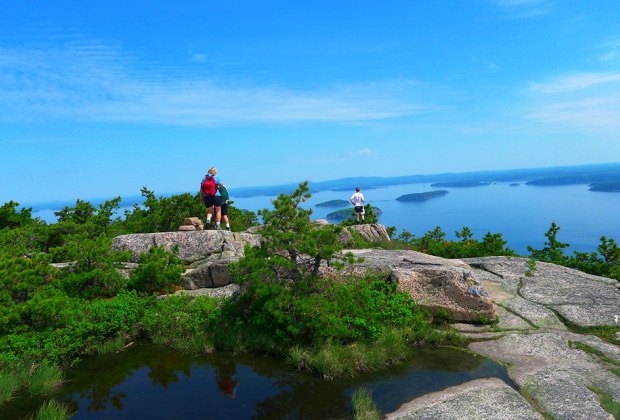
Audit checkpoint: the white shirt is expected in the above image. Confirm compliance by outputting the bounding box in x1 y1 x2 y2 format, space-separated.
350 192 365 207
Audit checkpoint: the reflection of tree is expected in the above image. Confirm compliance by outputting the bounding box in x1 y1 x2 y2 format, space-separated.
55 344 491 418
61 346 150 412
408 348 483 372
254 375 350 420
60 345 197 413
146 349 192 389
244 357 351 419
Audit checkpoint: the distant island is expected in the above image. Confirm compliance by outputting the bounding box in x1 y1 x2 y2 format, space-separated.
316 199 350 208
510 183 520 187
396 190 448 202
326 207 382 221
430 181 491 188
589 181 620 192
218 162 620 198
23 162 620 211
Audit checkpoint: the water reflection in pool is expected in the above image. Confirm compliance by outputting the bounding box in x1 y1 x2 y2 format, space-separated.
7 345 515 419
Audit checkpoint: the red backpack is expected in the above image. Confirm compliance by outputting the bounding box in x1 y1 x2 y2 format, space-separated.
201 175 217 197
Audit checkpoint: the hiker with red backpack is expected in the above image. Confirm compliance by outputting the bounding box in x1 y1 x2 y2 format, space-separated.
200 167 225 230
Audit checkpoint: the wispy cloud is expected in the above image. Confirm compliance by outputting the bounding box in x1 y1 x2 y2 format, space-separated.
598 38 620 64
340 148 375 158
470 56 501 73
525 71 620 132
529 72 620 93
190 53 208 63
0 37 433 126
489 0 555 18
289 148 377 165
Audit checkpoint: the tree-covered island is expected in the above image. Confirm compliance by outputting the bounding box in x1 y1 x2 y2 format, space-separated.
396 190 448 202
315 199 350 207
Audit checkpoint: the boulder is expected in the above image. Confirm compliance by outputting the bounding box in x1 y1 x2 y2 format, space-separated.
184 217 203 226
111 230 262 263
385 378 542 420
178 225 196 231
336 249 495 322
337 228 354 246
245 225 263 234
182 252 240 289
391 266 495 322
349 223 391 243
163 283 241 300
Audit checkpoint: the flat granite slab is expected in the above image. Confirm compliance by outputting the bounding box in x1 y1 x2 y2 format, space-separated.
385 378 542 420
464 256 620 327
470 332 620 419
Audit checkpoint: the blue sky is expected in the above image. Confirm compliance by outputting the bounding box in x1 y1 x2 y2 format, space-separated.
2 0 620 204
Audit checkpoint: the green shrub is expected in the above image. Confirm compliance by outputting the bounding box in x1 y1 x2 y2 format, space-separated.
340 204 379 226
392 226 515 258
225 273 427 348
52 234 131 299
42 291 147 365
529 224 620 282
128 246 184 295
142 295 221 350
17 287 79 331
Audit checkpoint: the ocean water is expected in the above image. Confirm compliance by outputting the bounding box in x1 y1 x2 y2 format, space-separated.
32 183 620 255
232 183 620 255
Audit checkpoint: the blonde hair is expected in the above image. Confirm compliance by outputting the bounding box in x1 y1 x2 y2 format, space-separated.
208 167 217 175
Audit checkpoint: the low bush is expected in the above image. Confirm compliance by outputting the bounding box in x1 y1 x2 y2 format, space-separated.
128 246 184 295
227 274 426 348
142 295 221 350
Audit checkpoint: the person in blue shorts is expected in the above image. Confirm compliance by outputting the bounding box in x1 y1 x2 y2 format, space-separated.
199 167 225 229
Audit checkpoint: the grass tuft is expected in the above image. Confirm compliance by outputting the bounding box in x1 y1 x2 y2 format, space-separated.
0 371 21 405
568 341 620 368
28 363 63 396
588 386 620 419
94 337 127 355
33 399 73 420
352 388 381 420
287 346 312 371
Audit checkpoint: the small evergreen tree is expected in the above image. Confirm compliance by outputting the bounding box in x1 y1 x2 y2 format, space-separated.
251 181 349 280
527 222 569 263
0 201 34 229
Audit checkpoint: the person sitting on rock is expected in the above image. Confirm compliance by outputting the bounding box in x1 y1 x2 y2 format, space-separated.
349 187 365 223
200 167 225 230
